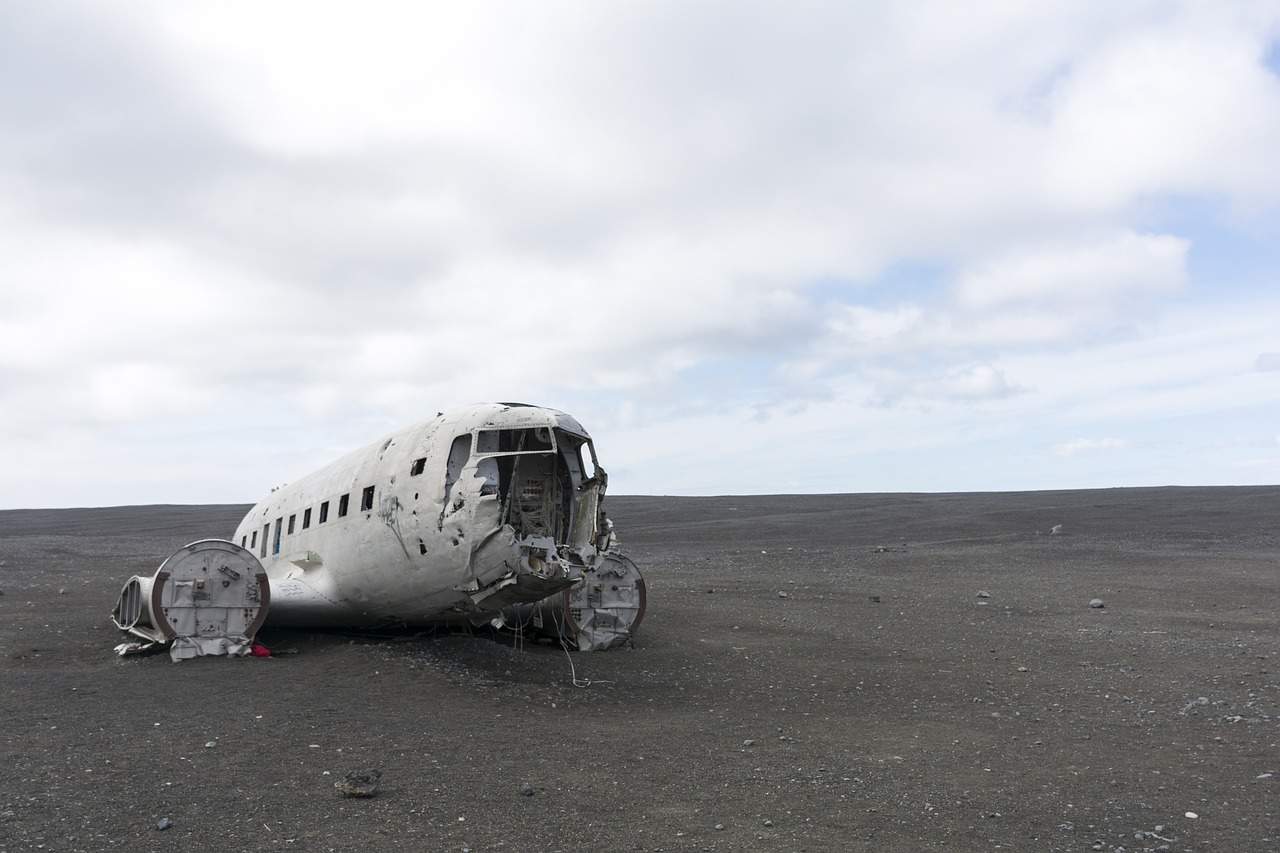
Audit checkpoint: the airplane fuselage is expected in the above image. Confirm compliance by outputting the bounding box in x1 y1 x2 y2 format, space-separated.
230 403 642 648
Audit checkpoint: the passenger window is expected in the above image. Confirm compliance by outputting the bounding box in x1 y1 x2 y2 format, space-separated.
338 494 350 517
241 535 247 548
272 518 282 555
319 501 329 524
303 507 312 529
361 485 375 512
250 530 257 549
287 514 296 535
410 458 426 476
260 524 269 558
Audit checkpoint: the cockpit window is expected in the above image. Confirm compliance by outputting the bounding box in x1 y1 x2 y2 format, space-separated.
444 434 471 498
474 427 555 455
577 440 598 481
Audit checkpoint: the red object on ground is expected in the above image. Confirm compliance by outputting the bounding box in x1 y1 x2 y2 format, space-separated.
250 643 272 658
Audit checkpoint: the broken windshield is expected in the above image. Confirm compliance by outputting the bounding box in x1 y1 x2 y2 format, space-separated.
473 427 556 456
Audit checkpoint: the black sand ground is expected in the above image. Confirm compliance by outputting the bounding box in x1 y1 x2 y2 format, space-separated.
1 487 1278 852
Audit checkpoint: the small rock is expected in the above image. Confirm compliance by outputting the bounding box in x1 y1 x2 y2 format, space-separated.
519 782 535 797
1184 811 1198 819
763 819 773 827
742 739 755 747
976 590 991 599
868 595 880 603
1050 524 1063 535
706 588 714 594
204 741 216 749
760 550 767 555
1017 666 1029 672
1089 598 1105 609
777 591 788 599
714 823 724 831
58 588 66 595
1257 772 1274 779
335 769 381 798
156 817 173 831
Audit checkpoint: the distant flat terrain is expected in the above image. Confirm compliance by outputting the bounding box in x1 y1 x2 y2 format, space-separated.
1 487 1278 852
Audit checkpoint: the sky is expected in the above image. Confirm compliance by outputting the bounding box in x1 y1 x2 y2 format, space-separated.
2 1 1280 508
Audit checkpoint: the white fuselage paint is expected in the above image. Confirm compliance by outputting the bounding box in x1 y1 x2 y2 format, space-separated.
233 403 603 628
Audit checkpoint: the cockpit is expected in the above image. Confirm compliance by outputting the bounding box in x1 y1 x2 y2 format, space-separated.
444 424 606 552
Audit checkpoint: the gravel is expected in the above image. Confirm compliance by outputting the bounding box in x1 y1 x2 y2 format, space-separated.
2 487 1278 851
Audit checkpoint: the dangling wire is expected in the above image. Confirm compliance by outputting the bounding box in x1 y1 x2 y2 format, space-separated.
552 609 613 688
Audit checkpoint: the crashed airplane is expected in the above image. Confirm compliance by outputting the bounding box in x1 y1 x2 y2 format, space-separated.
112 404 646 660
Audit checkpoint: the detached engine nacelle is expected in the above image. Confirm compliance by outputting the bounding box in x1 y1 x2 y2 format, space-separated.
498 551 646 651
112 539 270 661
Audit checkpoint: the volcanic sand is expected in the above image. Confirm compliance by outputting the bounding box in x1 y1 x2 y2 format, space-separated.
1 487 1278 851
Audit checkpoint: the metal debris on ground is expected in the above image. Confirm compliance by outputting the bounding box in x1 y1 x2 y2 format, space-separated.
110 539 270 662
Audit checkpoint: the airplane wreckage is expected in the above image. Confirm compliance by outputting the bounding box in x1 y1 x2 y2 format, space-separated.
111 404 647 661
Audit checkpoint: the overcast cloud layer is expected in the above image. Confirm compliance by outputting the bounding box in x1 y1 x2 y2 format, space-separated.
2 1 1279 508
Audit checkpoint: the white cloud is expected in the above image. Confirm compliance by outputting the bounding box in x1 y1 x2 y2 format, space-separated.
2 1 1280 505
939 365 1023 401
954 232 1188 309
1257 353 1280 372
1053 437 1128 457
1044 7 1280 208
862 363 1024 406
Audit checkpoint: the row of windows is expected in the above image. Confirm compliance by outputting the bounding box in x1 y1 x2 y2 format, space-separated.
243 484 377 558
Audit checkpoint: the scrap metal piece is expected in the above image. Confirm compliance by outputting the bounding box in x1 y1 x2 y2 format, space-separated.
113 640 158 656
501 550 646 650
110 539 270 662
569 551 647 651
